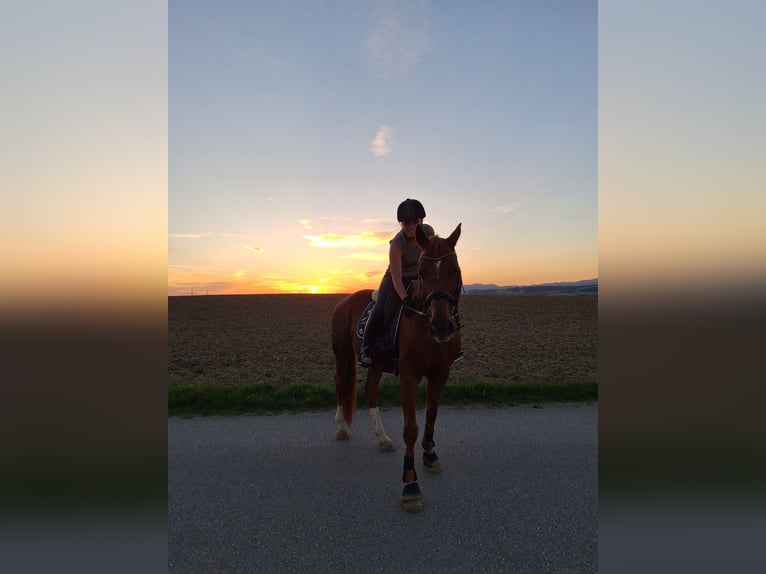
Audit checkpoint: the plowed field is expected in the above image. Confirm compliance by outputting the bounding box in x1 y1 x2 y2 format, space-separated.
169 294 597 387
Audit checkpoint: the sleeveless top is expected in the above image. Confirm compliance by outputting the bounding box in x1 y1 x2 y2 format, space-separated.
387 230 422 282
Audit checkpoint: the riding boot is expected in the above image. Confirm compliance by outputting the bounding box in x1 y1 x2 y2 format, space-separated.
358 310 382 367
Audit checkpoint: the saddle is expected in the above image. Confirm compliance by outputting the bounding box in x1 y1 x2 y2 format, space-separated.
356 290 406 372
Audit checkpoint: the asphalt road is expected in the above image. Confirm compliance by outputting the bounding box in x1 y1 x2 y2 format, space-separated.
169 404 597 573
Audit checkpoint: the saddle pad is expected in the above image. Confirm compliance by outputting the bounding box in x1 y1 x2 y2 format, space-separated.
355 299 404 351
356 300 375 340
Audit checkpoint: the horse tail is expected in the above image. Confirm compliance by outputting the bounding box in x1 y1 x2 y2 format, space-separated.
335 347 357 426
331 299 357 426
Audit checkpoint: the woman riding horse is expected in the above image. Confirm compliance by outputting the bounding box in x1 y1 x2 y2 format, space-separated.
358 198 433 367
332 206 465 512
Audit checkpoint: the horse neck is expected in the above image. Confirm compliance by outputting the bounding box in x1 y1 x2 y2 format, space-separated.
409 276 424 307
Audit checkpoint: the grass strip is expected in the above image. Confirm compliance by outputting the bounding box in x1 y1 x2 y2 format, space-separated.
169 380 597 417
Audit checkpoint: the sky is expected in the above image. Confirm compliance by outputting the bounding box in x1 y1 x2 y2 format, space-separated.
3 5 765 570
168 0 598 295
599 0 765 300
6 5 766 572
3 1 761 307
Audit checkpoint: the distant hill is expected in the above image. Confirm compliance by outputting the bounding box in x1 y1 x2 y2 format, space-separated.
464 278 598 296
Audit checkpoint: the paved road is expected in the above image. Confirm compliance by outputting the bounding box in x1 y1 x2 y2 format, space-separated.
169 404 597 573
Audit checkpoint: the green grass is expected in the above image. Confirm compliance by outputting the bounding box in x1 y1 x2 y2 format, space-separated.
168 380 597 417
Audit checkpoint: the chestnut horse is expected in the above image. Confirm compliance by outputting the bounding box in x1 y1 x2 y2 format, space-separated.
331 223 463 512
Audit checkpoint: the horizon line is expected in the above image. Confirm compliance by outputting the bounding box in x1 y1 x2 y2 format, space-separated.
168 278 599 297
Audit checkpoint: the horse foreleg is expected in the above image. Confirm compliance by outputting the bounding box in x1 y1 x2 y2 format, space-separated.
335 404 349 441
365 369 393 451
399 375 422 512
369 407 394 451
422 377 446 473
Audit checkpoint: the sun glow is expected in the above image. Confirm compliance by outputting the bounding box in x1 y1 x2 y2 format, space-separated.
167 260 386 295
303 231 391 249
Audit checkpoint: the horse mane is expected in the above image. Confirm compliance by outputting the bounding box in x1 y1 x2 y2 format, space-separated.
417 222 461 256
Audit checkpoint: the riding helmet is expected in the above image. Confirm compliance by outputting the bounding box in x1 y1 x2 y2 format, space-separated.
396 198 426 222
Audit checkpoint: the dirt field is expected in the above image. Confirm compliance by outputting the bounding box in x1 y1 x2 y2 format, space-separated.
169 294 597 387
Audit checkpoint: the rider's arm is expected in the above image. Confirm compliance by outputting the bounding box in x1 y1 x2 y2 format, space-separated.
388 241 409 301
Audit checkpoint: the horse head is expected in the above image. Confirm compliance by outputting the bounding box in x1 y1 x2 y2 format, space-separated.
414 223 463 342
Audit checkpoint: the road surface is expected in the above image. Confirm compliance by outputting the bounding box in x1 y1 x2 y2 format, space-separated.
169 404 597 573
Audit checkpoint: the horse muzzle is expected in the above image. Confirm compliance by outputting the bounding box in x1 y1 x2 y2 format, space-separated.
427 303 459 343
429 319 455 342
419 290 461 343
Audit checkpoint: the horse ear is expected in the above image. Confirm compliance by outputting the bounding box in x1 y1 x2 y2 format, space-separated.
445 223 462 249
416 224 431 249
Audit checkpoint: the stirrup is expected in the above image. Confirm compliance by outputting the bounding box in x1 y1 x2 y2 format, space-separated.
358 347 374 367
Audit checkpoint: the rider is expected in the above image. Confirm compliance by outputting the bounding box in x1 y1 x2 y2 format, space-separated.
358 198 431 368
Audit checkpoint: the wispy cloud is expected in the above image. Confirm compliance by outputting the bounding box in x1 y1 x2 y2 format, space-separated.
371 125 393 157
299 219 313 230
168 262 386 296
341 252 389 262
244 246 264 254
304 230 391 249
493 203 523 215
256 274 341 295
169 231 249 239
167 265 247 296
357 270 384 281
168 232 215 239
360 217 393 227
366 1 430 79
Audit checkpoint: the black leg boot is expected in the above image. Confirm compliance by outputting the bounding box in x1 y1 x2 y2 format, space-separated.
358 310 382 367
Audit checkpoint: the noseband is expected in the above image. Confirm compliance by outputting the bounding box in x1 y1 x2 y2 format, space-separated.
410 251 463 328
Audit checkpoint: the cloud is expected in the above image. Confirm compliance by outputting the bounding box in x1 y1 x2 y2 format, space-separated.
299 219 313 230
358 270 384 280
371 125 393 157
167 265 246 296
341 252 389 262
366 2 430 79
168 231 248 239
256 274 340 295
244 246 264 254
304 230 391 249
360 217 392 227
168 232 215 239
493 203 523 215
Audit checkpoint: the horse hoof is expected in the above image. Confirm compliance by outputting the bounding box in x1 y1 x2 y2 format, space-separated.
379 439 394 452
423 451 442 473
336 429 349 441
402 498 423 513
400 482 423 513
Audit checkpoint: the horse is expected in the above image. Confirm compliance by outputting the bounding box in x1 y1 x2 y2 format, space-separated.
330 223 463 512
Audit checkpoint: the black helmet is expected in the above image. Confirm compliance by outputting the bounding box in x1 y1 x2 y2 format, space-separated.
396 198 426 222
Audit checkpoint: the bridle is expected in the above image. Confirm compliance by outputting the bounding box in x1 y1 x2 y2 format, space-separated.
409 250 463 329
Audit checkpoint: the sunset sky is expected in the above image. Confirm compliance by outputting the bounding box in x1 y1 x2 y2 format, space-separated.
3 4 766 571
169 1 597 295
